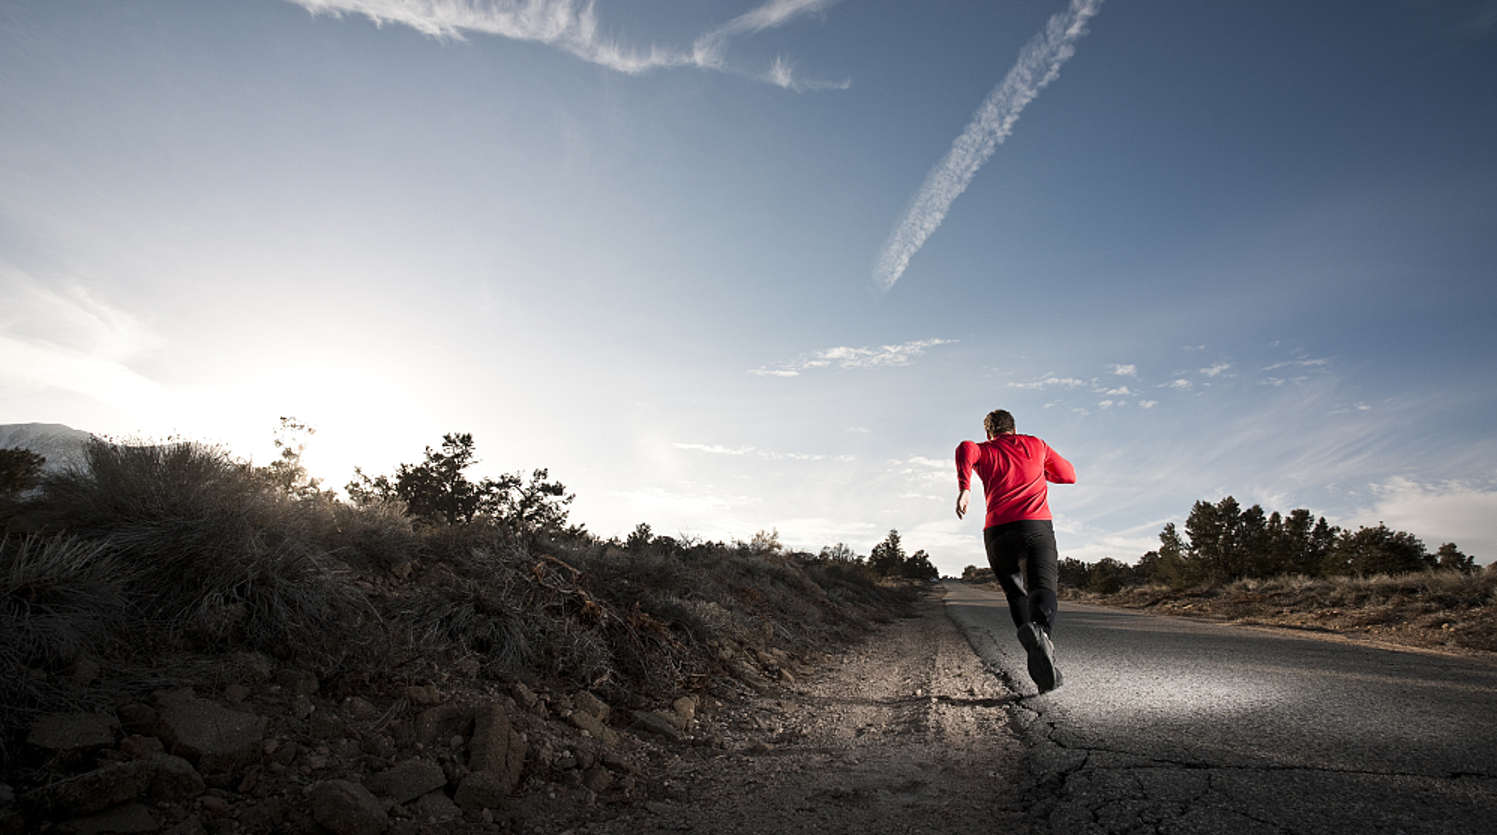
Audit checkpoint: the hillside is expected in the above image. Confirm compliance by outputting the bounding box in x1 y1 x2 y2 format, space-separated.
0 434 923 834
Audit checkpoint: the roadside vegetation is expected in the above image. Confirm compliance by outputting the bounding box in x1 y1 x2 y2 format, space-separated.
962 494 1493 654
0 422 931 771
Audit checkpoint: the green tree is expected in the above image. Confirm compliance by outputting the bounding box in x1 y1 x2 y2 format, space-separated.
1058 556 1091 589
626 523 654 551
346 433 572 535
1324 523 1432 576
1142 522 1189 587
901 549 938 580
254 417 324 498
493 468 574 540
1086 557 1134 593
818 542 859 563
868 529 906 577
1435 542 1476 573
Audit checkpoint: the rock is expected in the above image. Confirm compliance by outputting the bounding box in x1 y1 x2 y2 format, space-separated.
16 753 202 816
292 695 314 720
733 662 775 695
582 765 612 794
148 755 207 802
27 712 119 758
309 711 349 739
567 709 605 737
671 696 698 725
153 692 268 775
361 733 397 759
414 705 472 748
365 760 447 805
409 790 460 822
161 816 207 835
404 685 441 705
115 704 155 737
629 710 681 742
573 690 609 722
600 751 634 773
65 802 158 835
308 780 388 835
453 771 506 811
343 696 380 720
467 704 525 794
273 669 319 695
510 683 540 712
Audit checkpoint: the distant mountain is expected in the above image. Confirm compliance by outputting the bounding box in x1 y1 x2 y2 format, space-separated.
0 423 95 471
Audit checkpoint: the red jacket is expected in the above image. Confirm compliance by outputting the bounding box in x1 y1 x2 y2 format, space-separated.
956 434 1076 528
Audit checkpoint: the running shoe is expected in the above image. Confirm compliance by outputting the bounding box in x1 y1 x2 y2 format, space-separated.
1018 622 1059 693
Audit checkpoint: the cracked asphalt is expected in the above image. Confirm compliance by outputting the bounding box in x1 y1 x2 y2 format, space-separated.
942 581 1497 835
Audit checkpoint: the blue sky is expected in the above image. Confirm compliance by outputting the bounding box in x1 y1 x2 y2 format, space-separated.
3 0 1495 574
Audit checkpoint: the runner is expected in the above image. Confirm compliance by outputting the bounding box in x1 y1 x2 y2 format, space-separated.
955 409 1076 692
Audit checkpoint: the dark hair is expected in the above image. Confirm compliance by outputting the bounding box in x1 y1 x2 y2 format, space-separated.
984 409 1016 437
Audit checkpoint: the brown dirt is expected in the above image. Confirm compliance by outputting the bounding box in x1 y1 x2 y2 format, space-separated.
580 587 1035 835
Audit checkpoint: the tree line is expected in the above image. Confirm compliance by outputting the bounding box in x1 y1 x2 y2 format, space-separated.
2 422 940 582
1059 495 1477 593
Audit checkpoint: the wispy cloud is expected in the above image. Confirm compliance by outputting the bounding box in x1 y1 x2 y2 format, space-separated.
1008 374 1087 390
1110 363 1137 377
287 0 847 89
749 338 954 376
1351 476 1497 559
674 442 847 462
871 0 1105 293
673 443 754 456
0 274 168 411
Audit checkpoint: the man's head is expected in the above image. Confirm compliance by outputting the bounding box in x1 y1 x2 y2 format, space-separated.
984 409 1016 439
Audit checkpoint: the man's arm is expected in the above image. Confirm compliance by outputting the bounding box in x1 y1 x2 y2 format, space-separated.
1044 445 1077 484
955 441 978 518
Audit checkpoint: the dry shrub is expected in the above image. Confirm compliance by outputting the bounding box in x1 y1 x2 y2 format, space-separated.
16 439 372 664
0 535 137 761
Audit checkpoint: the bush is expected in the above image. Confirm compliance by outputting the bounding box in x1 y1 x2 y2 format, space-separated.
17 439 371 662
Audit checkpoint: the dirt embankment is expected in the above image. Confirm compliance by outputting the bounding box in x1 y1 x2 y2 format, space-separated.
1057 569 1497 657
587 588 1033 835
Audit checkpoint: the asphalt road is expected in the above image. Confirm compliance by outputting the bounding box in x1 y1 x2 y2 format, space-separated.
941 581 1497 835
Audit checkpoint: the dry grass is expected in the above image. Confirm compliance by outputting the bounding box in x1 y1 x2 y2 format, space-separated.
1062 568 1497 654
0 437 918 766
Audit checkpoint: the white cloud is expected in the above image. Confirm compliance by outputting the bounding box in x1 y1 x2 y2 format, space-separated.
287 0 847 89
1262 357 1331 372
674 442 754 456
1138 400 1158 409
1104 386 1133 396
1009 374 1088 390
674 441 846 463
0 274 170 413
1163 379 1193 389
1110 363 1137 377
749 338 954 376
1348 477 1497 563
1200 362 1231 377
872 0 1106 292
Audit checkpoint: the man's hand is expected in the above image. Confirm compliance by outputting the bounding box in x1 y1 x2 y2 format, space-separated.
956 489 971 519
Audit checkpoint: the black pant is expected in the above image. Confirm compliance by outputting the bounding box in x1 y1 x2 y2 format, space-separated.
983 519 1059 635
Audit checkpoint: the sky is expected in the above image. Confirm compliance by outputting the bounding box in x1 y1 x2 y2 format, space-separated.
3 0 1496 575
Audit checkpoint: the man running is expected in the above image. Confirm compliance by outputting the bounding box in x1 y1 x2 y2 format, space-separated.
956 409 1076 693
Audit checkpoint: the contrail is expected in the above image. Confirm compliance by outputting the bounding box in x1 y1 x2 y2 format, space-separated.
872 0 1105 294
